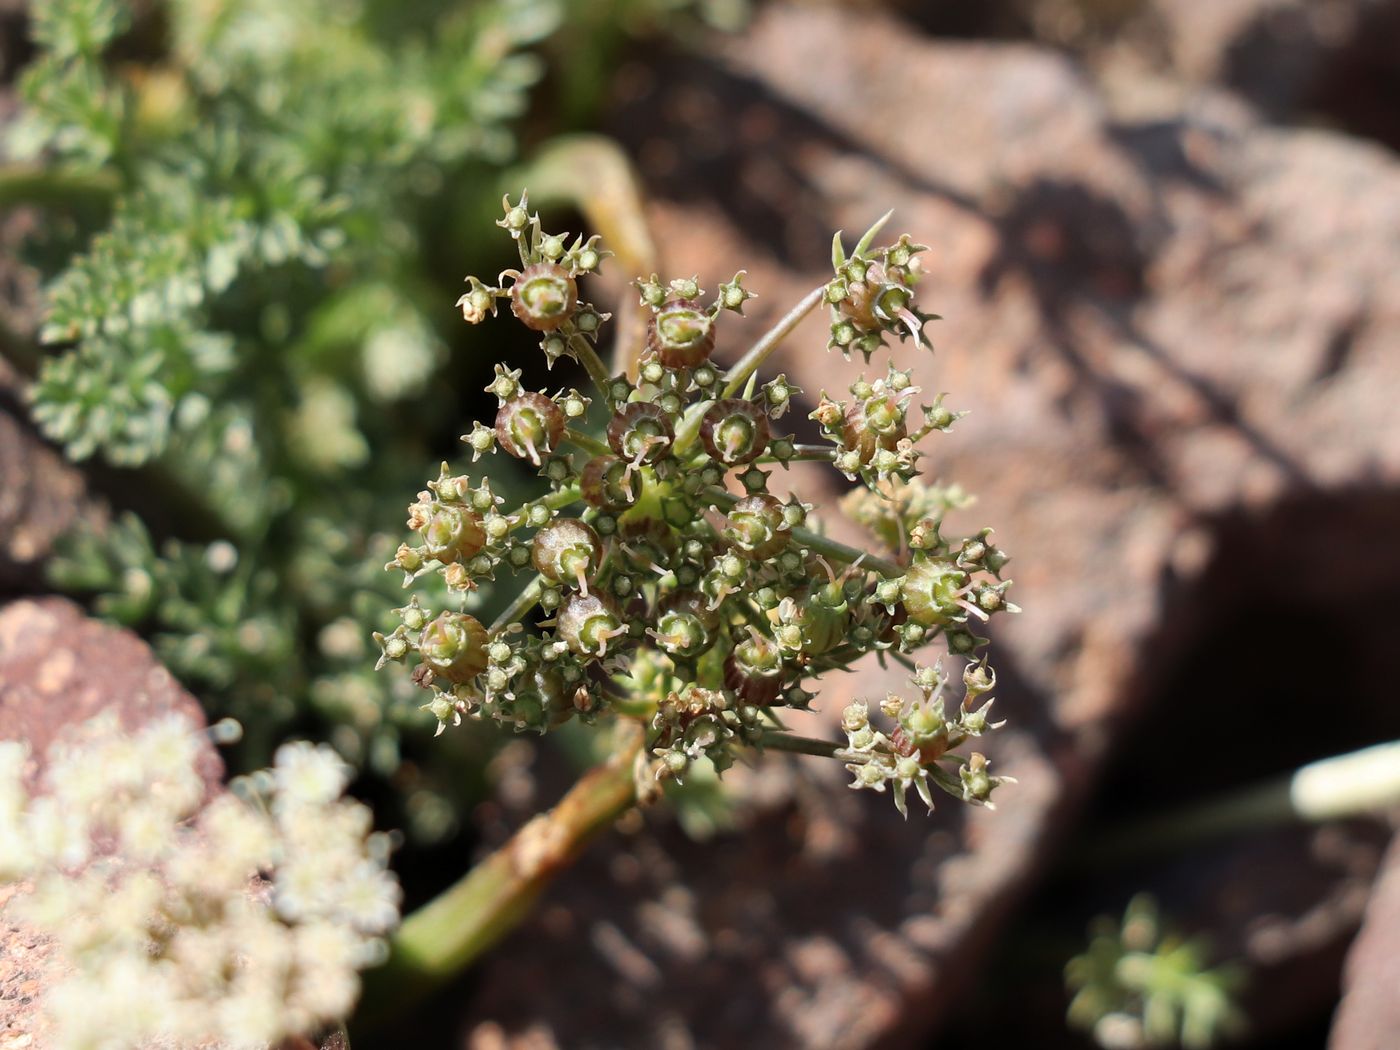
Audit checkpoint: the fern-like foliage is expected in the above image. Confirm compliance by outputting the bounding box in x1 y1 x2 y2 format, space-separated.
11 0 574 841
22 0 560 466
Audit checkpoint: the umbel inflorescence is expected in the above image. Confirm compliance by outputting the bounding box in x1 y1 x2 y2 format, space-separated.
375 193 1018 817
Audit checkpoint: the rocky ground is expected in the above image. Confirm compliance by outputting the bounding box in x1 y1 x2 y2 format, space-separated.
2 1 1398 1048
457 3 1400 1047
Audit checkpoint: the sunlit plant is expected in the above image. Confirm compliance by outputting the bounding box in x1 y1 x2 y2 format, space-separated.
375 193 1018 814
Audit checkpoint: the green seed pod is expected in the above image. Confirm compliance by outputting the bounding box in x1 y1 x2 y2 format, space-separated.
900 557 969 627
418 612 489 684
606 402 674 464
495 392 565 465
723 493 789 560
801 572 852 656
556 593 627 659
581 454 641 511
724 629 786 704
646 298 715 368
531 519 603 594
510 262 577 332
700 399 770 466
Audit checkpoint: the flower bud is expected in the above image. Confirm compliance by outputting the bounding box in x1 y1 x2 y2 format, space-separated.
495 392 565 466
418 612 489 684
723 493 789 560
456 280 495 324
963 659 996 701
510 262 577 331
606 402 674 464
700 399 770 466
531 519 603 594
419 504 486 564
646 298 715 368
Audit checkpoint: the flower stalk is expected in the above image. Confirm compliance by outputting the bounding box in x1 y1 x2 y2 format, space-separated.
355 721 645 1029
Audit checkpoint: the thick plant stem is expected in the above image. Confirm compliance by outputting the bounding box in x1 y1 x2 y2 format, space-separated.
571 336 614 395
355 720 645 1030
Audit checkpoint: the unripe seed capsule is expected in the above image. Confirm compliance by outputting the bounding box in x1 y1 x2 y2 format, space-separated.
420 505 486 564
841 396 906 465
510 262 577 332
700 399 770 466
900 558 969 627
531 519 603 595
556 593 627 659
581 455 641 511
724 630 785 704
651 607 711 660
646 298 715 368
495 392 565 466
724 493 789 560
418 612 489 684
606 402 674 464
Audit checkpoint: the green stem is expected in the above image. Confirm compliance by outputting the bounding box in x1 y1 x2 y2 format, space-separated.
702 486 905 578
563 427 610 458
489 575 544 634
763 446 836 466
354 721 645 1032
756 730 846 760
570 335 613 394
720 284 826 399
0 164 119 211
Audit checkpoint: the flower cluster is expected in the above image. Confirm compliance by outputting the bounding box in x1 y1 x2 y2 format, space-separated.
838 660 1011 818
375 194 1017 813
0 715 400 1050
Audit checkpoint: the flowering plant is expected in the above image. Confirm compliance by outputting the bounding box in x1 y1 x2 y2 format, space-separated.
375 194 1018 816
0 716 399 1049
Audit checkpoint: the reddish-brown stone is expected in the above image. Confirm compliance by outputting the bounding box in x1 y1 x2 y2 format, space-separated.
457 5 1400 1048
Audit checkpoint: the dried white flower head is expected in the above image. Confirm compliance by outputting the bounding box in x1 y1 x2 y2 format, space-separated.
0 714 400 1050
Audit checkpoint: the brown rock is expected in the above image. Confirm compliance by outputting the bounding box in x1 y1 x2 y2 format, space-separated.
0 207 102 592
1333 828 1400 1050
0 597 221 789
458 5 1400 1048
0 408 102 593
1142 0 1400 148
